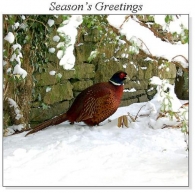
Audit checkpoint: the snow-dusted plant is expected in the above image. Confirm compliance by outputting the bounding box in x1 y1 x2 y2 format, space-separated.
150 77 181 116
88 49 99 63
149 76 188 149
129 37 140 55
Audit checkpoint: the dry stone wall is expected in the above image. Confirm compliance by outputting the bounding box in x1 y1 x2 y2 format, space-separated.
29 17 187 126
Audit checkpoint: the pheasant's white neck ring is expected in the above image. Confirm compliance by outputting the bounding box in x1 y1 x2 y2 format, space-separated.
109 80 124 86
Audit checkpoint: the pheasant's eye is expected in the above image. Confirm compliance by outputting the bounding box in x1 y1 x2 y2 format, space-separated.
119 72 126 79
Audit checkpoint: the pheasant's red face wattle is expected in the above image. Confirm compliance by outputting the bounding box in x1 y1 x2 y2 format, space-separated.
119 72 127 79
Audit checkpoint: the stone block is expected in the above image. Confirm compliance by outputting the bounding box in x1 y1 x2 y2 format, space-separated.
158 62 176 79
120 98 138 107
83 29 101 42
30 100 70 123
122 90 146 100
125 62 139 80
73 63 95 79
34 67 75 86
72 80 93 91
75 43 96 63
43 81 73 104
139 95 149 102
35 72 57 86
124 80 148 90
144 63 154 79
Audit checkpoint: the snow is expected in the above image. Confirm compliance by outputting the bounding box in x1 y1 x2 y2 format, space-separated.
177 67 183 77
53 35 60 42
57 50 63 59
4 32 15 44
49 70 56 76
155 15 188 34
12 22 20 30
3 103 188 186
150 77 182 112
12 43 21 50
144 57 154 61
56 73 62 79
107 15 188 67
124 88 136 92
6 68 11 73
123 64 127 68
150 76 164 85
21 15 25 20
57 15 83 70
49 47 55 53
172 55 188 68
46 87 51 92
47 19 54 27
5 124 25 136
9 43 28 79
77 43 84 46
13 64 27 79
3 85 188 186
2 14 189 187
3 60 7 66
7 98 23 121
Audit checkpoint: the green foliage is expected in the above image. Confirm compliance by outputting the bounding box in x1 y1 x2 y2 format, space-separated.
4 15 56 74
165 15 173 24
129 40 139 55
164 15 189 44
56 73 62 82
82 15 107 30
41 103 50 110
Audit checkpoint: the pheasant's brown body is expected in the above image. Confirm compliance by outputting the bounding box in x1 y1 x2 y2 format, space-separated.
66 82 124 126
25 71 128 136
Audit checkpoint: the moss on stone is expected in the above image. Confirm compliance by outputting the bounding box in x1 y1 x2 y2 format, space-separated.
43 81 73 104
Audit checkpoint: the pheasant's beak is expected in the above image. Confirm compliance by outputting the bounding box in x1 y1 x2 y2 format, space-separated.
125 75 130 80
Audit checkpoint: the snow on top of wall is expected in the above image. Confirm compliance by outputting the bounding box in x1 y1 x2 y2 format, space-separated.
57 15 83 70
107 15 188 68
124 88 136 92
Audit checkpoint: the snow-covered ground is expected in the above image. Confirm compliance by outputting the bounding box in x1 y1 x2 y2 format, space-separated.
2 14 189 187
3 101 188 187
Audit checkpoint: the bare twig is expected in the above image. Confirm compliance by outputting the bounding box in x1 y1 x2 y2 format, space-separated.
135 105 146 120
127 112 135 122
171 60 189 72
172 54 189 63
162 124 182 129
138 38 152 55
119 15 131 29
180 102 189 108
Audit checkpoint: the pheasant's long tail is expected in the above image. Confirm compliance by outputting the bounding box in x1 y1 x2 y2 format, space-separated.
25 113 68 136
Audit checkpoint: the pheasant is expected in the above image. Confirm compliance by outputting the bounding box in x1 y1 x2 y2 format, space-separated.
25 71 129 136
